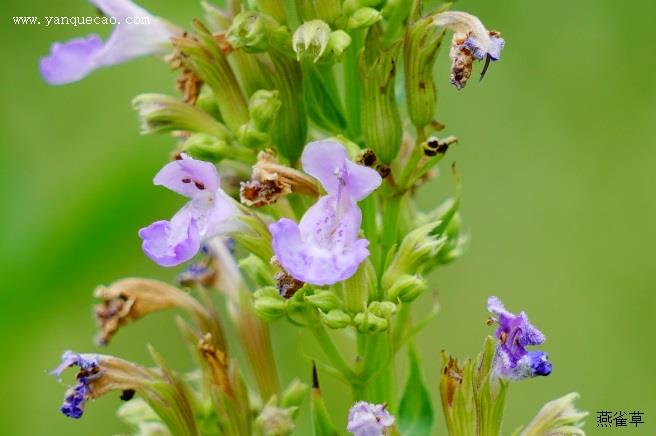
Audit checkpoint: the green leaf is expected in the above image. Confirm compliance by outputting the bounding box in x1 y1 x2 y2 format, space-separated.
398 344 434 436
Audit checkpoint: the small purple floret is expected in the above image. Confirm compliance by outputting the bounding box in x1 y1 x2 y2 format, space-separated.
347 401 395 436
51 351 102 419
487 296 551 380
139 154 239 267
270 141 381 285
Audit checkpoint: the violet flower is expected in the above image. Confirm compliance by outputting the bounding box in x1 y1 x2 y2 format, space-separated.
487 296 552 380
51 351 103 419
39 0 179 85
347 401 395 436
269 140 382 286
139 154 239 267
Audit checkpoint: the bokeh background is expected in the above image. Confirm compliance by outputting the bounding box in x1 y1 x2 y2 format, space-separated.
1 0 655 434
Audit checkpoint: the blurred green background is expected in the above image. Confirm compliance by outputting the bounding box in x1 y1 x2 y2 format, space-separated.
1 0 655 434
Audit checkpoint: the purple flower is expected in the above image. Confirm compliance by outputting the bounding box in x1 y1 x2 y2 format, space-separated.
51 351 103 419
487 296 552 380
270 140 381 286
139 154 239 267
39 0 179 85
347 401 395 436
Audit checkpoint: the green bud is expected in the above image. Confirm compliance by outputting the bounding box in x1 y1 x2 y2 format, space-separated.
305 290 343 312
439 351 476 436
473 336 508 436
381 221 446 289
353 311 388 333
341 259 377 312
227 11 290 53
343 0 382 15
386 274 427 302
519 393 588 436
253 287 287 321
359 27 403 163
256 401 296 436
132 94 231 139
327 30 352 59
348 7 382 30
367 301 397 318
404 16 446 129
293 20 331 62
281 379 310 410
181 133 256 163
117 397 164 427
320 309 352 329
238 89 282 149
249 89 282 131
239 254 276 287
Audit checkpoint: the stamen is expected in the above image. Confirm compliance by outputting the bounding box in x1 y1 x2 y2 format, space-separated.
480 54 492 81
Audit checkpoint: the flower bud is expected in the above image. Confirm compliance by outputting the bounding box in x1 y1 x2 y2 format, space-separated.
386 274 427 302
237 89 282 149
132 94 231 139
353 312 388 333
281 379 310 409
320 309 352 329
239 254 276 287
520 393 588 436
381 221 446 289
293 20 331 62
348 7 382 30
305 290 344 312
253 287 287 321
249 89 282 132
256 402 296 436
367 301 397 318
227 11 290 53
181 133 256 164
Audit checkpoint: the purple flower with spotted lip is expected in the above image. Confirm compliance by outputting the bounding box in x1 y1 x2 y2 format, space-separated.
487 296 552 380
269 140 382 286
39 0 179 85
347 401 395 436
139 154 240 267
51 351 103 419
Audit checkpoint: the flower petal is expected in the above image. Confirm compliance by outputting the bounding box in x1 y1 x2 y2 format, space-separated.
138 208 201 267
39 35 104 85
301 140 381 201
153 154 220 198
271 196 370 285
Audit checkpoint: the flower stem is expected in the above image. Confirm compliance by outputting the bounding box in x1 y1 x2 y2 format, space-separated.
310 324 355 382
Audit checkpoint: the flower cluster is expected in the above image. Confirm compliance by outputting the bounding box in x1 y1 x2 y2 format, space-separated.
40 0 586 434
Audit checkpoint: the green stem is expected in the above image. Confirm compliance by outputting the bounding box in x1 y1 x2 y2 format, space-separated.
344 30 364 139
361 195 379 272
397 126 427 189
310 324 355 381
378 194 403 274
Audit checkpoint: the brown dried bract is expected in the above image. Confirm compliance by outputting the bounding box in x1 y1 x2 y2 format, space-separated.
240 150 320 207
440 355 464 407
198 333 233 397
449 33 474 90
271 256 304 299
176 68 203 105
